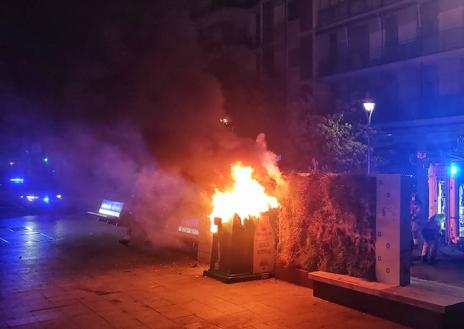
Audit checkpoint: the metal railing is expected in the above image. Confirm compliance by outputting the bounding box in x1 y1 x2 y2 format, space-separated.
318 0 410 27
319 26 464 77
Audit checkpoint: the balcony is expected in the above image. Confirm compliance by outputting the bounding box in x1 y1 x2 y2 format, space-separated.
192 0 259 18
318 0 412 28
319 26 464 77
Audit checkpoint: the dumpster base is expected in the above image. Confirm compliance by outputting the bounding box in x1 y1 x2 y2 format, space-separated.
203 269 273 284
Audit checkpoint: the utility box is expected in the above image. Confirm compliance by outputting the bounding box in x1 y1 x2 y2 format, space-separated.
204 215 276 283
375 175 412 286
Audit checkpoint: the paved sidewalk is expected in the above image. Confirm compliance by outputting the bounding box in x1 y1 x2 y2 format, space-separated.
0 262 407 329
0 215 406 329
411 245 464 288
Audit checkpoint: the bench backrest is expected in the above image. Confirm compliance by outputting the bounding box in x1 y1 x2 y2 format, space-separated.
177 218 199 237
98 200 124 218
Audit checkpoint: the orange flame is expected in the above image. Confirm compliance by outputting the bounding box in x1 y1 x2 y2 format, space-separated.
209 163 279 233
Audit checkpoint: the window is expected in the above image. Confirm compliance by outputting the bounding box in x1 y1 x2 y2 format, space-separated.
288 0 298 21
330 31 338 56
255 12 261 47
332 0 349 21
384 15 398 48
397 6 418 45
262 2 274 45
438 60 461 96
289 48 300 68
299 0 313 31
319 0 347 25
367 0 382 10
349 23 369 67
350 23 369 51
420 63 438 97
420 1 438 36
300 36 313 80
351 0 366 15
263 47 274 75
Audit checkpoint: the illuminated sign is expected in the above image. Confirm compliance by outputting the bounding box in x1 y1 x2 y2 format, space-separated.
177 226 199 236
98 200 124 218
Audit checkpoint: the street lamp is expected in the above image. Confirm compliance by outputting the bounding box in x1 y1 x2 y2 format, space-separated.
363 98 376 175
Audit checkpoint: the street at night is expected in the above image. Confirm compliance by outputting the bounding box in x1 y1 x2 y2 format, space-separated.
3 0 464 328
0 214 405 329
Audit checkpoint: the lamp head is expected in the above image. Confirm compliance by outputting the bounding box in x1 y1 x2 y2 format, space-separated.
363 99 376 113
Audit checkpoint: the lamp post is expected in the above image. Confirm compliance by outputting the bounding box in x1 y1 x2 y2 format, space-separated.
363 98 376 175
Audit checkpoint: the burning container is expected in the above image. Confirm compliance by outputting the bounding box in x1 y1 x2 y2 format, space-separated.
204 214 276 283
203 163 280 283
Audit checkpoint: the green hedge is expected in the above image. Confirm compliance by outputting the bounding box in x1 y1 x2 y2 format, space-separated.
277 173 376 280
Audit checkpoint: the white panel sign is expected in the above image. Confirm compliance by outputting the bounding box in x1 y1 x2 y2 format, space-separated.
253 216 276 274
376 175 410 286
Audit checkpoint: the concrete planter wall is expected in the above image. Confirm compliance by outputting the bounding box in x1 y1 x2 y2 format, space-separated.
274 265 313 288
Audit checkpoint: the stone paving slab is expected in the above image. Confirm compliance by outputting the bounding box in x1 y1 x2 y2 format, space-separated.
0 262 408 329
0 215 408 328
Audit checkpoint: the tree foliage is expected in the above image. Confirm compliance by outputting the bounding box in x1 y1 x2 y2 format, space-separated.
289 98 367 173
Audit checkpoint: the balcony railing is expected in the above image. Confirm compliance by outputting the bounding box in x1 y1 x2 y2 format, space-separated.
319 26 464 77
192 0 258 18
318 0 409 27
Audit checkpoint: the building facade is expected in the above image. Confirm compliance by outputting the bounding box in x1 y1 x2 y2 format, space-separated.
192 0 260 72
195 0 464 174
313 0 464 167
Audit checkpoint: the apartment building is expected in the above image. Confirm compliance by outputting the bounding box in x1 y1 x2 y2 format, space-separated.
318 1 464 112
193 1 294 80
195 0 464 175
192 0 260 72
314 0 464 164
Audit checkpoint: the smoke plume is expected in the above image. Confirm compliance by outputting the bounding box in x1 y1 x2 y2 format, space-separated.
0 1 283 246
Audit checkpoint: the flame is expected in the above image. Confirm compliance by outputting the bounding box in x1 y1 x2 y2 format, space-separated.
209 163 279 233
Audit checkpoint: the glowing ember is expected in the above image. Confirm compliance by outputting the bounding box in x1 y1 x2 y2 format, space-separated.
209 163 279 233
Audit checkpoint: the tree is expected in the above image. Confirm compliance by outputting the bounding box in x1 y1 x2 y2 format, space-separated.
289 97 367 173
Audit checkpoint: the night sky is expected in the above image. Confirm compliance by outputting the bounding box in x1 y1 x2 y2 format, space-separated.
1 1 194 119
0 1 287 194
1 1 223 147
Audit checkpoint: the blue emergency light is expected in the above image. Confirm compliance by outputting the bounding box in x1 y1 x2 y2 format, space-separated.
450 163 460 176
10 177 24 184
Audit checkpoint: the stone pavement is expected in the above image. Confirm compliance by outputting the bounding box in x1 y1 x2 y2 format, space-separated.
0 214 407 329
411 246 464 288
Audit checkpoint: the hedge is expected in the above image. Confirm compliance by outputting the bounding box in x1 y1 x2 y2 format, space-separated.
277 173 376 280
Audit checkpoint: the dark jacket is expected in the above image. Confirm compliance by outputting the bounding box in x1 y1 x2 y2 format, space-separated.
422 216 440 241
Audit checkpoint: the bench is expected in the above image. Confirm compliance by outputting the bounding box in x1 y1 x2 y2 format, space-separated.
309 271 464 329
87 200 125 225
175 218 199 255
177 218 199 240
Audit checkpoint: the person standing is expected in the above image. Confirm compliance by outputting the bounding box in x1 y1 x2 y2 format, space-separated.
421 214 440 264
410 197 423 250
409 193 424 266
